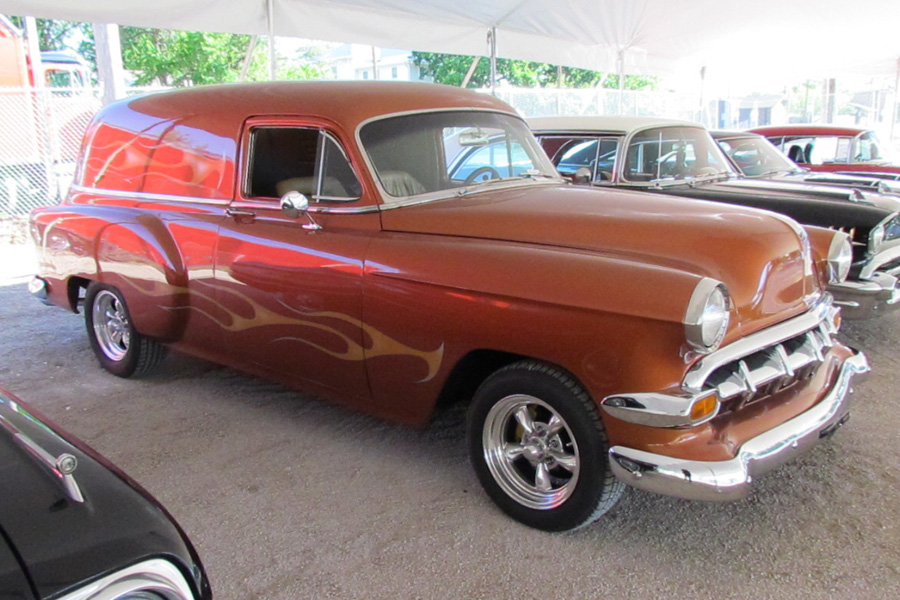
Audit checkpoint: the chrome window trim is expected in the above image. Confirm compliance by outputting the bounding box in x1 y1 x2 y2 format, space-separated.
317 130 362 203
243 125 363 204
227 198 380 215
682 295 835 392
69 185 229 206
57 558 196 600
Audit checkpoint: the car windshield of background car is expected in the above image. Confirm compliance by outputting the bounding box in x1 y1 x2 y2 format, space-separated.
717 136 801 177
857 132 894 163
623 127 732 183
360 111 558 201
785 136 850 165
553 138 620 182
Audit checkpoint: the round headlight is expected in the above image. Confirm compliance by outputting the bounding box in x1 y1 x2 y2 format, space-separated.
684 279 730 353
827 232 853 283
869 224 885 254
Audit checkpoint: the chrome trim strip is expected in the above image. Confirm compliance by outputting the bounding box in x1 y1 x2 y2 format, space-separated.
608 351 869 502
0 412 84 503
228 198 380 215
58 558 196 600
69 184 229 206
601 390 719 428
682 296 834 392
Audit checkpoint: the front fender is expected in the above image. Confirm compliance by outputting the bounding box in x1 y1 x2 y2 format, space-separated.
362 233 702 423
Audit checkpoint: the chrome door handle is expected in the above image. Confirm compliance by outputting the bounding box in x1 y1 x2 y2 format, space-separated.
226 207 256 223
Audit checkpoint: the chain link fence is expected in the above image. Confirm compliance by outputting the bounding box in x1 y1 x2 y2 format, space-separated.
0 86 100 242
485 87 703 121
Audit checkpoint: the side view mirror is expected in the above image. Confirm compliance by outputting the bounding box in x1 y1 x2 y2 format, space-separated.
280 191 321 230
574 167 592 185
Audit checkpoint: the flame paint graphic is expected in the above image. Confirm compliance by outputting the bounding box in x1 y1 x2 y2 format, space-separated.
126 278 444 382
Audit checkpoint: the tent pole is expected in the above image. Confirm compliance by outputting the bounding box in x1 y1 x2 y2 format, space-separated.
93 23 126 105
617 50 625 115
461 56 480 88
24 17 43 88
267 0 276 80
488 27 497 96
239 35 259 82
892 57 900 142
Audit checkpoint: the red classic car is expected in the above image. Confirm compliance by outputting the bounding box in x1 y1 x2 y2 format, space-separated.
750 124 900 180
30 82 868 531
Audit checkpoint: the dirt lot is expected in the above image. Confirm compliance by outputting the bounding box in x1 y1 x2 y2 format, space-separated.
1 244 898 600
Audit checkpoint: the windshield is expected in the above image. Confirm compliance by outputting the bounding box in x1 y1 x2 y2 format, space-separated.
360 111 558 200
716 135 800 176
622 126 733 183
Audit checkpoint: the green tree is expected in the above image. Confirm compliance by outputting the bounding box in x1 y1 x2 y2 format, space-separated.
412 51 656 90
121 28 257 86
8 16 95 66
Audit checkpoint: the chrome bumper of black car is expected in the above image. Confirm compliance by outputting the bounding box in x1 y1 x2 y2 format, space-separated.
607 350 869 502
829 272 900 320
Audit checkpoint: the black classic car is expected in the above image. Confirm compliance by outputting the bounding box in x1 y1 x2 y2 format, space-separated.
529 116 900 320
0 386 211 600
711 130 900 198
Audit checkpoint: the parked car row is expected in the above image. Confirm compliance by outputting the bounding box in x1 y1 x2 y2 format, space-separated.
22 82 890 542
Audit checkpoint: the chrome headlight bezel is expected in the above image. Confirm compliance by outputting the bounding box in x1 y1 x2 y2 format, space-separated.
868 223 885 254
827 232 853 283
684 278 730 354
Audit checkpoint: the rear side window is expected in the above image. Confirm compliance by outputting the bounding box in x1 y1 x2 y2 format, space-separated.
246 127 361 201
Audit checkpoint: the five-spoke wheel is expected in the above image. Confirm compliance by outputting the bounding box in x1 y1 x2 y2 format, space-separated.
85 283 167 378
468 361 623 531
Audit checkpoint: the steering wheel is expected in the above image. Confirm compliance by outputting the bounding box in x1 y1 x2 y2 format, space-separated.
465 166 501 184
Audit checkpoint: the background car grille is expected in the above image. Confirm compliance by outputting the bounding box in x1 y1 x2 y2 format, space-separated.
702 324 833 414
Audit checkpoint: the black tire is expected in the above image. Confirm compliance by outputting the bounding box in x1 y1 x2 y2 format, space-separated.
467 360 624 531
84 283 167 378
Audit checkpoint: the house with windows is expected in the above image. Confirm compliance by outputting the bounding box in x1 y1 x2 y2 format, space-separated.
320 44 428 82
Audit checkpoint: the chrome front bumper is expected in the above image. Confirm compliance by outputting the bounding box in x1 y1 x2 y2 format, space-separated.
829 272 900 320
608 350 869 502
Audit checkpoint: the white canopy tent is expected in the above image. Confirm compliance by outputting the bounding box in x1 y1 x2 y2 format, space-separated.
2 0 899 79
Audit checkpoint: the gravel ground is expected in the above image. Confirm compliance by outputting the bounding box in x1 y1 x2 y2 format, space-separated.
1 242 898 600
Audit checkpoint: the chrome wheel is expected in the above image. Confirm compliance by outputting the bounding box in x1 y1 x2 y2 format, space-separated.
92 289 130 362
482 394 580 510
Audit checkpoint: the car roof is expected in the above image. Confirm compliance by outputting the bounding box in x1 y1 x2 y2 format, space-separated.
115 81 518 139
710 130 764 140
528 115 703 135
749 124 869 137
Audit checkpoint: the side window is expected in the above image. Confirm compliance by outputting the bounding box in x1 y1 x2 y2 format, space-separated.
318 135 363 200
247 127 361 201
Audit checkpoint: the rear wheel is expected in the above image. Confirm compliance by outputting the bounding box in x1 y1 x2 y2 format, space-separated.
84 283 167 378
467 361 623 531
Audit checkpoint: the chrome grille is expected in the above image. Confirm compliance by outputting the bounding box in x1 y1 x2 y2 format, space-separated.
701 322 834 412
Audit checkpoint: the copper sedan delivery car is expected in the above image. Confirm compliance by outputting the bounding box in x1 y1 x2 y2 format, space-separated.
30 82 869 531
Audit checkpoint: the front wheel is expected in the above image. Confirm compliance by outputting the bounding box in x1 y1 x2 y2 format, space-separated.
467 361 623 531
84 283 167 378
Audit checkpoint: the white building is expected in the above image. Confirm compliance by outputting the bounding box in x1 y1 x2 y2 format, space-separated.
321 44 428 82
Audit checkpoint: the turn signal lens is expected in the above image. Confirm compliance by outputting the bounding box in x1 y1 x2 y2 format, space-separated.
689 393 719 422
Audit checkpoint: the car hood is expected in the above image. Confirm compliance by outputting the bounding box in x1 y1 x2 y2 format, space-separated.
722 176 900 213
380 183 819 332
0 389 207 600
646 179 892 256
